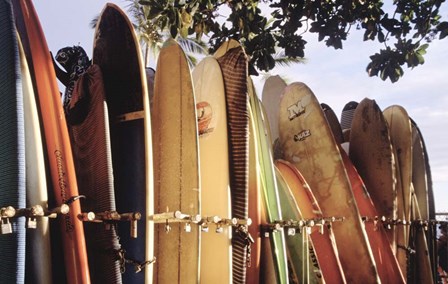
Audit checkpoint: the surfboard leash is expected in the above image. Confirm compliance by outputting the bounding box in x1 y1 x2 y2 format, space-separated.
115 248 156 274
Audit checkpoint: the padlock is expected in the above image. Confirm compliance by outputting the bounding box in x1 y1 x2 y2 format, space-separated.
306 226 312 235
215 225 223 234
26 217 37 229
287 228 296 236
184 222 191 233
201 224 209 233
1 218 13 234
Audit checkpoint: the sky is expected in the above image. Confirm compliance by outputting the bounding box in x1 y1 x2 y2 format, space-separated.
33 1 447 215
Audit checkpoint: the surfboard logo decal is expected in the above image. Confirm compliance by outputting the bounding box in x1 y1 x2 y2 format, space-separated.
293 129 311 142
287 94 311 120
196 101 214 135
54 150 74 233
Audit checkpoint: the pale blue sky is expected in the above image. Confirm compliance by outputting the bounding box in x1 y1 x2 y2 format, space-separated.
33 1 447 214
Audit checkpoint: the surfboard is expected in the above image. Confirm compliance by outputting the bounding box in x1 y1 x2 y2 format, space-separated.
247 95 262 284
407 119 434 284
411 122 428 220
214 40 250 284
261 75 287 145
249 81 289 284
274 167 319 284
259 194 278 284
93 4 154 283
13 0 90 282
383 105 412 279
279 82 380 283
17 33 52 284
349 98 397 250
409 190 434 284
411 118 438 281
152 39 200 284
192 56 232 283
341 148 405 283
340 101 358 142
275 159 347 284
0 2 26 283
321 103 344 145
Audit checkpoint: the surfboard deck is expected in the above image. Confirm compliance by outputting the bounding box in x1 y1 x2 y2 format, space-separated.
341 148 405 283
321 103 344 146
383 105 412 279
349 98 397 250
214 40 250 284
93 4 153 283
407 119 434 284
249 81 289 284
275 167 319 284
275 159 347 284
340 101 358 142
247 99 262 284
409 190 434 284
17 32 53 284
193 56 232 283
261 75 287 145
411 118 438 281
279 82 380 283
0 2 26 283
13 0 90 282
152 39 200 284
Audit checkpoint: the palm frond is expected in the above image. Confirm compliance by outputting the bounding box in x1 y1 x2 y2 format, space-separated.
178 37 208 55
274 56 307 67
90 14 99 29
273 50 307 67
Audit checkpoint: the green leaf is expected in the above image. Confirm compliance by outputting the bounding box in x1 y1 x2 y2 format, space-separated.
437 21 448 39
416 43 428 55
416 53 425 65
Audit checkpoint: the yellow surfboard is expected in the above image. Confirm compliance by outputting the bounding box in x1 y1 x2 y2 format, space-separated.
193 56 232 283
152 39 200 283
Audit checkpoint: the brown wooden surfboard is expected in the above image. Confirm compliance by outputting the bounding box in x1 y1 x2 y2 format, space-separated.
279 82 380 283
349 98 397 250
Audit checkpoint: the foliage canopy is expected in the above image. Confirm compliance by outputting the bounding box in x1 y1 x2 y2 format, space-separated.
135 0 448 82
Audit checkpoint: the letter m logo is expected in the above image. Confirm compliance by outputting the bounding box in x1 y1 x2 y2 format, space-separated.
287 100 305 120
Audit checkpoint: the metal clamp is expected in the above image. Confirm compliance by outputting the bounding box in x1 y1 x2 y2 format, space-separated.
0 204 69 233
150 211 201 233
79 211 141 238
262 217 345 237
199 216 252 233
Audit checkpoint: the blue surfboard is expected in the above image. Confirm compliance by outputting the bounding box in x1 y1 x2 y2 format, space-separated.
0 1 26 283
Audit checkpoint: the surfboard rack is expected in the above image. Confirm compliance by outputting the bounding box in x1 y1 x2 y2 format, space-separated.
363 216 448 230
261 217 345 236
199 216 252 233
149 211 252 233
79 211 142 238
150 211 202 233
0 204 70 234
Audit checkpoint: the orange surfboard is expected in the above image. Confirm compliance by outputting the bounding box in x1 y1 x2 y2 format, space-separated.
275 159 347 283
13 0 90 282
340 148 405 283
